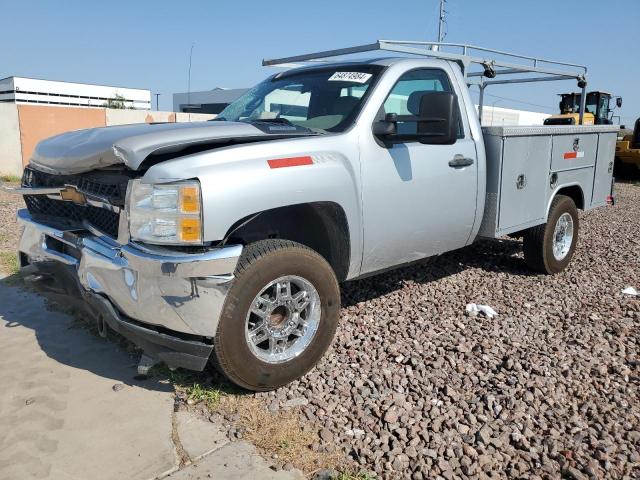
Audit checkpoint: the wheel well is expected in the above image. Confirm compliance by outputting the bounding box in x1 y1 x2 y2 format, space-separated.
223 202 351 281
555 185 584 210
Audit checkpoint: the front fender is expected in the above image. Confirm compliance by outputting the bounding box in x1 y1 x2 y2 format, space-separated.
144 134 363 278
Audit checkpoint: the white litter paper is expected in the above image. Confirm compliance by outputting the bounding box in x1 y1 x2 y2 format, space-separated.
622 286 638 296
466 303 498 318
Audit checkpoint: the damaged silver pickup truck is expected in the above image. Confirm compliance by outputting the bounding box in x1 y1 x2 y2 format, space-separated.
4 41 618 390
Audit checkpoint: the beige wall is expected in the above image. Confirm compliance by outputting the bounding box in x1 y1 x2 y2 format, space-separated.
106 109 176 125
0 106 215 176
0 104 23 176
106 110 214 125
175 112 215 123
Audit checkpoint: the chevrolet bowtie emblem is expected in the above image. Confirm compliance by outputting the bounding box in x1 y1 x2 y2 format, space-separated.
59 186 87 205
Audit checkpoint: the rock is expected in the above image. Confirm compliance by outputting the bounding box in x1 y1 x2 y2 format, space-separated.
425 449 438 459
384 408 399 424
283 397 309 408
319 428 334 443
477 425 493 444
312 469 339 480
563 466 588 480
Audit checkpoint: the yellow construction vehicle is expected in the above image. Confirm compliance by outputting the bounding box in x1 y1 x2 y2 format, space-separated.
544 91 622 126
615 118 640 175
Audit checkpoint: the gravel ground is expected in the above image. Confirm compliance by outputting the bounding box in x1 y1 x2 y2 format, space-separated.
257 182 640 480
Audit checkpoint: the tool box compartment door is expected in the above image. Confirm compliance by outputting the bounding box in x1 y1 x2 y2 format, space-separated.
551 134 597 172
498 135 551 232
591 132 616 207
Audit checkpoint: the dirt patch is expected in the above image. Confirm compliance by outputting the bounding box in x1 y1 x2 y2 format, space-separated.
217 395 345 475
151 365 355 477
0 182 23 277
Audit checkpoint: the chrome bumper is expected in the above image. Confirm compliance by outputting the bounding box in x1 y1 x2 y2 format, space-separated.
17 209 242 338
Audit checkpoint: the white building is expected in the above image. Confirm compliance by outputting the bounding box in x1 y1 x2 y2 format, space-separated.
173 87 248 114
477 105 550 126
0 76 151 110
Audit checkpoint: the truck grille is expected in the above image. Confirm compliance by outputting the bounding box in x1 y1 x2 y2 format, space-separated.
22 166 132 238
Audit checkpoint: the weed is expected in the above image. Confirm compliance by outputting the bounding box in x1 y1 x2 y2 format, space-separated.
187 382 221 408
0 174 21 184
0 251 19 276
333 471 377 480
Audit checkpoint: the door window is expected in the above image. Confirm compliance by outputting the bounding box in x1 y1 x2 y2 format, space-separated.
382 68 462 139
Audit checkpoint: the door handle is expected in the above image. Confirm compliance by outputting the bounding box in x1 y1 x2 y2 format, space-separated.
448 155 474 168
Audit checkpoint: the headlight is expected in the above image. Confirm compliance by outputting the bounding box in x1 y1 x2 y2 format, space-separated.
129 179 203 245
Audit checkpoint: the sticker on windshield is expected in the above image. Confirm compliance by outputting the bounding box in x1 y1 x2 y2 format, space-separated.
328 72 372 83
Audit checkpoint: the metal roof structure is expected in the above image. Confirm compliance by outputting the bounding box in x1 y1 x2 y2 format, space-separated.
263 40 590 124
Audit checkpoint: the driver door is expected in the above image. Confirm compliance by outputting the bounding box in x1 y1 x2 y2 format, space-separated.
359 67 478 274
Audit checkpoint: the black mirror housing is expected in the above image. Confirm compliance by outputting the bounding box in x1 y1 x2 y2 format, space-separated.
416 91 459 145
616 97 623 108
372 113 398 137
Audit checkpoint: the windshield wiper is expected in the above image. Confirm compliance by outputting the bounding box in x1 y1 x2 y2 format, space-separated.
245 117 326 134
249 117 294 126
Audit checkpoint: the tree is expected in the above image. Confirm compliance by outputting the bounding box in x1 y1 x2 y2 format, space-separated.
103 94 133 109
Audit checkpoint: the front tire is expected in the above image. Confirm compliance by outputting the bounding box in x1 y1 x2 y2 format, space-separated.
214 239 340 391
523 195 579 274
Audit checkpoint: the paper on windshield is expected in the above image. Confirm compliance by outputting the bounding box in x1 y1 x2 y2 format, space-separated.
328 72 372 83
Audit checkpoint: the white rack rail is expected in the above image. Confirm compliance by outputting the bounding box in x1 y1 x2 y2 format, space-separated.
263 40 590 123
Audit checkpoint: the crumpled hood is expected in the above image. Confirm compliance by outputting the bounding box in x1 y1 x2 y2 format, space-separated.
30 120 314 174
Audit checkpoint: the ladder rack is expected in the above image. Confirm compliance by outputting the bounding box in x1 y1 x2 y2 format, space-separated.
262 40 590 124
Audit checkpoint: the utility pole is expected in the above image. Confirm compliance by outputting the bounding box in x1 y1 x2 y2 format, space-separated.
437 0 446 43
154 93 161 111
432 0 446 51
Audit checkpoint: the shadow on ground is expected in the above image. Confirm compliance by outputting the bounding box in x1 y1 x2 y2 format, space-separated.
0 278 174 393
342 237 532 307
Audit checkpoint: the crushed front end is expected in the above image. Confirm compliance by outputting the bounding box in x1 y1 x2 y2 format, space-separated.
12 166 241 371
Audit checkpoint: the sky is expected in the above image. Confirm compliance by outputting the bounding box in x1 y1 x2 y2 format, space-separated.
1 0 638 124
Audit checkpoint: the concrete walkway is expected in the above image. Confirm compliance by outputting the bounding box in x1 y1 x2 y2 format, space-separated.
0 283 302 480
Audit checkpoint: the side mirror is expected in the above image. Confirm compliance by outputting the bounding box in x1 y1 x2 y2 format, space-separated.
372 113 398 137
616 97 622 108
416 91 459 145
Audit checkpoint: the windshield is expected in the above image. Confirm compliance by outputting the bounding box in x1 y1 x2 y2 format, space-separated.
217 65 384 132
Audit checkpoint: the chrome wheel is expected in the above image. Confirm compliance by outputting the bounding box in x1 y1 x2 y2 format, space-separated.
245 275 321 364
552 212 574 260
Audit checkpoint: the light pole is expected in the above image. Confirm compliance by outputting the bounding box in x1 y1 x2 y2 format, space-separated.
187 43 195 108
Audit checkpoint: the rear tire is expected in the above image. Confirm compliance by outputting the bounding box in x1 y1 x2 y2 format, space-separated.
214 239 340 391
523 195 579 274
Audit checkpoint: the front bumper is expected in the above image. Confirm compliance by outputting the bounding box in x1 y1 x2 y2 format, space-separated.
17 209 242 370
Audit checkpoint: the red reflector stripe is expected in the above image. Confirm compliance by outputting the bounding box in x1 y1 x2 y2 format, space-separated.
267 156 313 169
563 152 577 159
